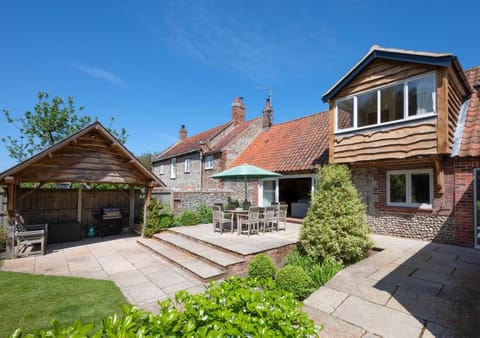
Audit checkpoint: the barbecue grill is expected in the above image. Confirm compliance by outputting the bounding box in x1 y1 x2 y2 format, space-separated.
99 208 122 236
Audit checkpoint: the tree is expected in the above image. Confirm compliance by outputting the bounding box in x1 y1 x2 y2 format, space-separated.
2 92 128 162
136 151 153 171
299 164 372 265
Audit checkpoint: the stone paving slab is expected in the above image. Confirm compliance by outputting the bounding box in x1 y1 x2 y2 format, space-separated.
304 286 349 314
333 296 425 338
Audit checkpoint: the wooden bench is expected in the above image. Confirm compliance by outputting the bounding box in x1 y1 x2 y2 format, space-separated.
10 215 48 258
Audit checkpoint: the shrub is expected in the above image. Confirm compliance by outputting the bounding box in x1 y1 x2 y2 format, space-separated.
300 164 373 265
0 226 7 251
276 265 313 300
248 253 276 281
175 210 201 226
197 205 213 224
11 277 320 337
144 200 175 237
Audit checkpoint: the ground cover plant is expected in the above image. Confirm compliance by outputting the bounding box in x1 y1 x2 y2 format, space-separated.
10 277 320 337
0 271 127 337
300 164 373 265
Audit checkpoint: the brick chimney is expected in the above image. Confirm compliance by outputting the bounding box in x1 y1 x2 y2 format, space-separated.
179 124 187 140
262 98 273 129
231 97 246 125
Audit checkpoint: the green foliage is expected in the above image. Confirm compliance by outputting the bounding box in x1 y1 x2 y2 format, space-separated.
276 265 314 300
136 151 153 171
286 249 343 288
248 253 276 281
2 92 128 162
144 199 175 237
197 205 213 224
300 164 373 265
175 210 201 226
0 226 6 251
11 277 320 337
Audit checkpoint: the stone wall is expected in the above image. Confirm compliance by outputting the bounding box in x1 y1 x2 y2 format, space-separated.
172 190 233 213
153 153 202 191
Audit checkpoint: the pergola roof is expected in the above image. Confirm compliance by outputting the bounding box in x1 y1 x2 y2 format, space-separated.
0 122 164 187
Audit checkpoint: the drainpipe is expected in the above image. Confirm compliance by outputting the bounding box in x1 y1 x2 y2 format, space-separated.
199 151 203 190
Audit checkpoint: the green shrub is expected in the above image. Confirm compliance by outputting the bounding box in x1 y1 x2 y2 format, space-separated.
197 205 213 224
300 164 373 265
248 253 276 281
175 210 201 226
285 249 343 288
11 277 320 337
276 265 313 300
0 226 7 251
144 200 175 237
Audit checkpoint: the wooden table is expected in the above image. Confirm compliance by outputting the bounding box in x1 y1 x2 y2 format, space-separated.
225 209 248 234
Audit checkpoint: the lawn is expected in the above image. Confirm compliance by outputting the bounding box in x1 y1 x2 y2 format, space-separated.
0 271 128 337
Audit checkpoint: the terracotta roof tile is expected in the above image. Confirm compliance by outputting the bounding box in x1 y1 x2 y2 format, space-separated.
232 111 329 172
154 122 231 161
459 66 480 157
205 118 260 155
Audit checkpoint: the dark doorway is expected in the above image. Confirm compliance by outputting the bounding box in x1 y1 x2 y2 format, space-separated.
279 178 311 217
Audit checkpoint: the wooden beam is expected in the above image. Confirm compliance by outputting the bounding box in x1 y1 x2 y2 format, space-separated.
110 142 119 148
433 158 444 194
77 185 82 223
47 152 53 159
4 176 15 184
21 182 48 200
7 183 15 217
329 102 335 163
437 69 449 154
129 186 135 231
143 186 153 237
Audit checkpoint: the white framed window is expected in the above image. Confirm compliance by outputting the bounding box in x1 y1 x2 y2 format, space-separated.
335 73 436 132
386 169 433 208
184 158 191 173
205 155 213 170
159 164 165 175
170 158 176 179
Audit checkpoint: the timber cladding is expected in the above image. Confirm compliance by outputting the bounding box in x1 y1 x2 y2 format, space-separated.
333 120 438 163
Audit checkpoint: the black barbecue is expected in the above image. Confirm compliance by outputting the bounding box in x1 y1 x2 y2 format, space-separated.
99 208 123 237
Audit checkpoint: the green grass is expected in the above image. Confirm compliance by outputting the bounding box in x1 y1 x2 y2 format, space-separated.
0 271 128 337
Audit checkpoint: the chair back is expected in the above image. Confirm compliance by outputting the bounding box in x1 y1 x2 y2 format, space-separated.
279 204 288 219
212 205 222 222
264 206 276 221
248 206 260 222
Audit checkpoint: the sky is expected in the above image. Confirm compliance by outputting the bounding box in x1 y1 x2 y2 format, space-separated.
1 0 479 172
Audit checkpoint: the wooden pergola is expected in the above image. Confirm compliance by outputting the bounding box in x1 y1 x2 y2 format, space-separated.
0 122 164 229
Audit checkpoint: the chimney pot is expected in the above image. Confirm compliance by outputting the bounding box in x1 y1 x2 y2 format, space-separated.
231 96 246 125
179 124 187 140
262 98 273 129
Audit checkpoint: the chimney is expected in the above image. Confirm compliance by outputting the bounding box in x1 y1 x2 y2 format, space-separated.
231 96 246 125
262 98 273 129
179 124 187 140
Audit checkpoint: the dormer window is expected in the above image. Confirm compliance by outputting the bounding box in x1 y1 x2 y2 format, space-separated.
335 73 436 132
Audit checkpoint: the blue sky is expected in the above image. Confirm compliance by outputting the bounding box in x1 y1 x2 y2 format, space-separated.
1 0 479 172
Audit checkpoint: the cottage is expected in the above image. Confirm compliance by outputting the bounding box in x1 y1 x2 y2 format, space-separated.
322 45 480 247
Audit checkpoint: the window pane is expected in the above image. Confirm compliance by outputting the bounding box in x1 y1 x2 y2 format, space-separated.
357 91 378 127
390 174 406 203
408 77 434 116
411 174 430 204
381 83 404 123
337 99 353 129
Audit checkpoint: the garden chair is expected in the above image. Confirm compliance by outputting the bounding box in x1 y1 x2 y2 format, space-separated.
261 206 276 232
212 205 234 234
9 214 48 258
238 206 260 236
272 204 288 231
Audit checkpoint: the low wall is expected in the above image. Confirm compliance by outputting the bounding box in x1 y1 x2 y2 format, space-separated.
172 190 232 213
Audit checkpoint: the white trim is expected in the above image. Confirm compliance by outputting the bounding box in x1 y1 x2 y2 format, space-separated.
475 169 479 248
170 158 176 179
204 155 213 170
335 72 437 133
159 164 165 175
184 158 191 173
386 169 433 208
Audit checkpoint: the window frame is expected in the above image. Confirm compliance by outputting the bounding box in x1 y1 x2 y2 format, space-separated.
204 155 213 170
335 72 436 133
386 169 433 209
159 164 165 175
184 158 191 173
170 158 176 179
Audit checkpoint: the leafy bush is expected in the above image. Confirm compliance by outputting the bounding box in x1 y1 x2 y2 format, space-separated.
276 265 314 300
0 226 7 251
197 205 213 224
11 277 320 337
300 164 373 265
144 199 175 237
248 253 276 281
286 249 343 288
175 210 201 226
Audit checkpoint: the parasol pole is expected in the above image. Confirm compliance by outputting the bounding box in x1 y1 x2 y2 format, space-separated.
244 176 248 209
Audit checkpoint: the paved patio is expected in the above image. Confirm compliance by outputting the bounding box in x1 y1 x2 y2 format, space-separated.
1 234 206 313
304 234 480 337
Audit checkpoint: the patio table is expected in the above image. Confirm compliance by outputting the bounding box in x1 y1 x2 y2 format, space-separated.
226 209 248 234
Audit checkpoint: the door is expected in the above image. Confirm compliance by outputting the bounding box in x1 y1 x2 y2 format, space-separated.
475 169 480 247
261 179 278 207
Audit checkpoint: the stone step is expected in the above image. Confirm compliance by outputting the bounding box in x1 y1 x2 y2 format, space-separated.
137 237 224 281
154 231 245 268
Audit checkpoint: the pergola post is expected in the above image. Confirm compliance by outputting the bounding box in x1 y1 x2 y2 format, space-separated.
129 185 135 231
77 184 82 223
142 185 153 237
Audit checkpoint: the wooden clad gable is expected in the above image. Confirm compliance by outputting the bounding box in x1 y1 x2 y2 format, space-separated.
324 47 471 164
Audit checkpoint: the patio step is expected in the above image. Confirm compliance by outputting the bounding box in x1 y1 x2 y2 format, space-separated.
154 231 245 268
137 237 225 281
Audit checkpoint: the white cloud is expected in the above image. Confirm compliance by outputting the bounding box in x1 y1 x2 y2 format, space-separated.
72 63 130 88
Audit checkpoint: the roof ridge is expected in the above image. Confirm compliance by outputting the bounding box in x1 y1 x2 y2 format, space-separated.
270 110 328 127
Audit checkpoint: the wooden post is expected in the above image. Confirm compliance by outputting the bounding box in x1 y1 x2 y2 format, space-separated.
77 184 82 223
129 185 135 231
437 70 449 154
5 176 16 219
142 186 153 237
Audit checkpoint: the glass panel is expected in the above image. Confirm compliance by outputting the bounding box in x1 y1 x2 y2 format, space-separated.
380 83 404 123
411 173 430 204
263 180 276 206
408 76 434 116
390 174 406 203
357 91 378 127
337 99 354 129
